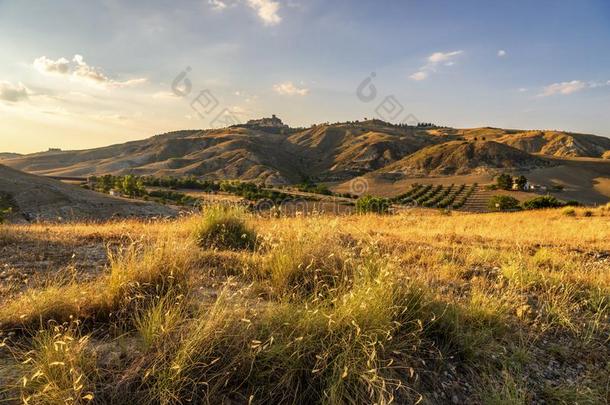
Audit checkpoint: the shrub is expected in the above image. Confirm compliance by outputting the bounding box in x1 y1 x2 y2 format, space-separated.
488 195 520 211
562 208 576 217
193 206 256 250
522 195 563 210
564 200 581 207
583 210 593 217
355 195 389 214
496 173 513 190
148 190 199 206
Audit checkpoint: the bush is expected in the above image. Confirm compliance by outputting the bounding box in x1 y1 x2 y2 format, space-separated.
488 195 520 211
562 208 576 217
583 210 594 217
522 195 563 210
194 206 256 250
355 195 390 214
496 173 513 190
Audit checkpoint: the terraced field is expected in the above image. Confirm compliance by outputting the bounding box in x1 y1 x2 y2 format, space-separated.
392 183 479 210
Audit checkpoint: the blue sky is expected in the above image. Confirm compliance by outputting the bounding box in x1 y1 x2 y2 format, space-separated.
1 0 609 152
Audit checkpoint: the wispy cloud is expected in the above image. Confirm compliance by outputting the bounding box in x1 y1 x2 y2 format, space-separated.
497 49 507 57
273 81 308 96
428 50 463 64
33 55 147 89
540 80 588 96
208 0 228 10
152 91 181 99
410 50 463 81
0 81 29 103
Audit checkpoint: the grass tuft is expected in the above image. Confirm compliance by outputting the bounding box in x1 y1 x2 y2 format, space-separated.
193 206 256 250
19 322 97 404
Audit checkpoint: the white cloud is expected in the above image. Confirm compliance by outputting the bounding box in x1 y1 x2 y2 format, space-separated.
107 78 148 89
409 71 428 81
206 0 282 26
0 81 29 102
72 54 110 84
273 81 308 96
541 80 587 96
208 0 228 10
497 50 507 57
428 50 463 64
33 56 71 75
33 54 147 89
246 0 281 25
539 79 610 96
410 50 463 81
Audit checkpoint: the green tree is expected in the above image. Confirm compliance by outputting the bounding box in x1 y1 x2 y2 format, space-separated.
121 175 145 197
515 175 527 190
496 173 513 190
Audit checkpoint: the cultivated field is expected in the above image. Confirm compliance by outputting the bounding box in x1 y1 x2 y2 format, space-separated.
0 206 609 404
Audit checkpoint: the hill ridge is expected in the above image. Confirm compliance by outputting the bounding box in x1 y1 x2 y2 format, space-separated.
1 121 609 185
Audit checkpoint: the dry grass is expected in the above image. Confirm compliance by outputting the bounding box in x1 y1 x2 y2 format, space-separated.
0 206 609 403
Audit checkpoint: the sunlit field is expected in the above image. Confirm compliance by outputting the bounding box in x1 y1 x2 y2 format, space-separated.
0 205 609 404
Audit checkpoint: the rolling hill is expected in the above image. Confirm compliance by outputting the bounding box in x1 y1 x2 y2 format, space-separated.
495 130 610 158
0 164 176 222
1 120 609 198
0 153 21 160
380 140 551 177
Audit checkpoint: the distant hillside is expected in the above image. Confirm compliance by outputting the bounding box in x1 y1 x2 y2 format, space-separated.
0 165 176 222
286 122 439 181
495 131 610 158
2 120 609 186
0 152 22 160
380 140 551 176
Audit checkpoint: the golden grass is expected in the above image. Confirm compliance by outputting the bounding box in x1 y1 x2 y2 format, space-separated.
0 206 609 403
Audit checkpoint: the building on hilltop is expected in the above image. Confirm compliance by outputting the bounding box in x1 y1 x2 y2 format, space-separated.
246 114 288 128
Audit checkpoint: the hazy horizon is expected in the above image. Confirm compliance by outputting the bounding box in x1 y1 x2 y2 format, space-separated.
1 0 610 153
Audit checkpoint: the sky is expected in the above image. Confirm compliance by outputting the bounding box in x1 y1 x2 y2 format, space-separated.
1 0 610 153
